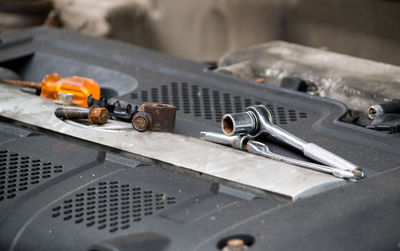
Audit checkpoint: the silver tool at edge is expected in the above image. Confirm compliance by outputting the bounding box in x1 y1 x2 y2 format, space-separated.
201 131 356 179
246 141 356 179
221 105 364 179
200 131 251 150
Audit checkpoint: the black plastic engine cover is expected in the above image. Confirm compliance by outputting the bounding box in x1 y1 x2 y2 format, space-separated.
0 27 399 251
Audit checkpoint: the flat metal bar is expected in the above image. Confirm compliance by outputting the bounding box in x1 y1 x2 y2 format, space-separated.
0 85 344 200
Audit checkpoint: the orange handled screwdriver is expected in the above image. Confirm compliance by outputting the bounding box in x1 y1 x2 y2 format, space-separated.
1 73 101 107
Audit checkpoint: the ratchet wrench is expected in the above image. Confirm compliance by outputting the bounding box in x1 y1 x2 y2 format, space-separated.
201 131 358 180
221 105 364 179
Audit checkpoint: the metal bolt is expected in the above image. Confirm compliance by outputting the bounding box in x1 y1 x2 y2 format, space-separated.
368 99 400 120
222 238 248 251
132 112 152 132
54 106 109 125
88 106 109 125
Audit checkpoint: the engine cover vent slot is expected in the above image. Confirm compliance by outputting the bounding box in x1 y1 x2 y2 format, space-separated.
0 150 64 201
129 82 308 124
51 181 177 233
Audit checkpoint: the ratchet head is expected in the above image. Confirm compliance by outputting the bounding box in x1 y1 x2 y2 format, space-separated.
246 105 274 127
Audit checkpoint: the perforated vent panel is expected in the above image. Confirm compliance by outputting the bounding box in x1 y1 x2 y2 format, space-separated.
130 82 308 124
0 150 64 201
51 181 177 233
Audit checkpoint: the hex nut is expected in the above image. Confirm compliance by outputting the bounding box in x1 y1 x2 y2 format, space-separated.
141 103 176 132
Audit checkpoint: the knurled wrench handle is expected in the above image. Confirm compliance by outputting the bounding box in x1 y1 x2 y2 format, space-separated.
303 143 360 172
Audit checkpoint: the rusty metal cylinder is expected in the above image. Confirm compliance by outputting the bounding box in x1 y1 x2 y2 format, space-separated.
54 107 88 120
54 106 109 125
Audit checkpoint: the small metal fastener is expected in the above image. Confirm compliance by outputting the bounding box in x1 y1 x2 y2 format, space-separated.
368 105 384 120
222 238 248 251
132 112 152 132
54 106 109 125
88 106 109 125
368 99 400 120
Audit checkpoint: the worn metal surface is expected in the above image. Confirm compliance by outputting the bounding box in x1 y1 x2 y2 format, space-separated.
141 103 176 132
217 41 400 115
0 85 345 200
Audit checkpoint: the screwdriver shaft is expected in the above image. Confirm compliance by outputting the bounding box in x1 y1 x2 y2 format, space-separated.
1 78 42 90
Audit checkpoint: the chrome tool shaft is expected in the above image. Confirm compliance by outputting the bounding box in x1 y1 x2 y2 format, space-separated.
201 131 356 179
200 131 249 150
221 105 364 179
246 141 356 179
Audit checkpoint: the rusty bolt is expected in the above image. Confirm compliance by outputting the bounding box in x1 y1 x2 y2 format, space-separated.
55 106 109 125
141 103 176 132
88 106 109 125
132 112 152 132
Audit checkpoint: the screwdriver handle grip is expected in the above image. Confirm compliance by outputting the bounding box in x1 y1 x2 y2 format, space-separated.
303 143 359 172
41 73 100 107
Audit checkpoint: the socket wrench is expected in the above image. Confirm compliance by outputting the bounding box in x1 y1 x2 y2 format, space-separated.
221 105 364 179
201 131 356 179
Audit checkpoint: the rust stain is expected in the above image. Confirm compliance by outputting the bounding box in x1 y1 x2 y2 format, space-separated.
137 103 176 132
88 107 109 125
52 142 75 153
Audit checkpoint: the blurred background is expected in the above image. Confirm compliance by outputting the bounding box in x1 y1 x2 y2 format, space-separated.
0 0 399 65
